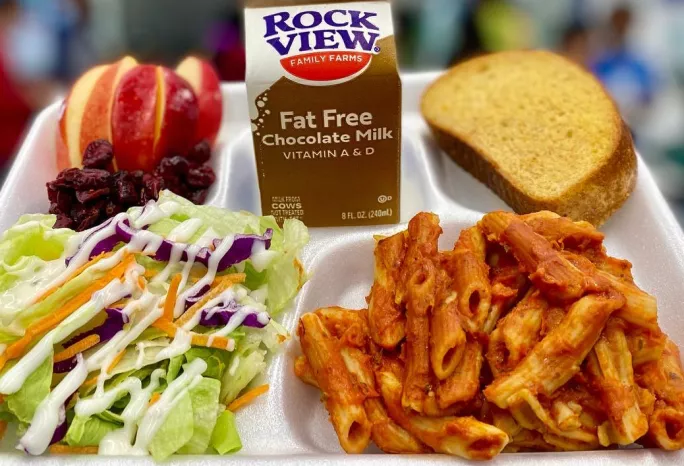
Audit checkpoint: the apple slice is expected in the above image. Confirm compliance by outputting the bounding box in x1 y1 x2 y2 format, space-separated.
56 56 138 170
57 64 110 169
176 56 222 146
112 66 199 172
111 65 159 172
154 67 199 161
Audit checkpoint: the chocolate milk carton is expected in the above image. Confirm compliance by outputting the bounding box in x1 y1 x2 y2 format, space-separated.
245 0 401 226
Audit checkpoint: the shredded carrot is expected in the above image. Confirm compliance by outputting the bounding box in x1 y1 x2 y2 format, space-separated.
163 274 182 321
0 253 134 372
0 394 4 404
227 384 270 412
137 275 146 290
107 349 127 373
153 319 232 350
81 375 98 388
0 420 6 442
173 273 246 328
67 392 79 410
149 392 161 406
49 445 98 455
33 251 114 304
53 334 100 363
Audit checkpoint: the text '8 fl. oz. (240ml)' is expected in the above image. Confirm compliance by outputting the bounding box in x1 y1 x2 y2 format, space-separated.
245 0 401 227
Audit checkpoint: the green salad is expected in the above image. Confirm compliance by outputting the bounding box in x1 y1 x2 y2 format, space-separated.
0 190 308 459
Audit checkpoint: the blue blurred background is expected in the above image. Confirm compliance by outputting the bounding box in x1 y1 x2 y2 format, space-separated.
1 0 684 223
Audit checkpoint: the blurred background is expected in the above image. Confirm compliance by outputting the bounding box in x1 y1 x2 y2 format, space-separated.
1 0 684 223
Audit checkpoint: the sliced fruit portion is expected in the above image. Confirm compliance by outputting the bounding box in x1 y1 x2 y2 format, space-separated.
111 65 159 172
56 57 138 170
176 57 222 145
154 67 199 162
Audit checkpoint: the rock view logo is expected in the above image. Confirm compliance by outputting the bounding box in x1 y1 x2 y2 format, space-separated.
263 9 381 83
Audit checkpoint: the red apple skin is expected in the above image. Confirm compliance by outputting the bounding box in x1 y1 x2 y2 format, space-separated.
111 65 159 172
155 67 199 160
176 57 222 145
79 56 137 162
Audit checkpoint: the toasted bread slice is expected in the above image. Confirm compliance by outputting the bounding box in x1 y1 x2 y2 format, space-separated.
421 50 637 225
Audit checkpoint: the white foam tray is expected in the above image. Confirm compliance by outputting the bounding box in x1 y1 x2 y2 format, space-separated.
1 73 683 465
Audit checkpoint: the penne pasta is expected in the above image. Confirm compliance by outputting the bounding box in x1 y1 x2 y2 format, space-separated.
399 213 441 414
429 284 466 380
480 211 590 301
368 231 407 349
437 340 483 409
293 355 319 388
486 289 545 377
596 270 658 330
485 292 625 408
587 319 649 446
521 211 604 252
442 248 491 333
376 369 509 460
297 313 372 453
314 306 369 348
338 345 429 454
626 326 666 367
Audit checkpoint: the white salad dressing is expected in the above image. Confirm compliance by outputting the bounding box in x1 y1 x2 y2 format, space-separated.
98 369 165 455
173 235 235 318
0 278 134 395
195 227 218 248
153 241 183 284
166 218 203 243
18 354 88 455
133 201 180 229
133 358 207 454
169 246 200 316
154 328 192 361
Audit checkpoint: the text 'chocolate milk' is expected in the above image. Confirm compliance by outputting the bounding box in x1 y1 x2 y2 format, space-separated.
245 0 401 226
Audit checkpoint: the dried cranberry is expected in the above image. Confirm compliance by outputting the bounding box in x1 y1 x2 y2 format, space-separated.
131 170 145 188
156 155 190 178
143 175 164 200
50 168 81 188
55 190 73 213
71 168 111 190
76 211 101 231
105 200 122 217
189 189 208 204
82 139 114 169
186 140 212 164
53 213 74 229
112 171 138 205
186 165 215 188
47 185 59 203
75 187 110 204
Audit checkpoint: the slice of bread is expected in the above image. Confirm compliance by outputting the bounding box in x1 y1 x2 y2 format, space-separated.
421 50 637 225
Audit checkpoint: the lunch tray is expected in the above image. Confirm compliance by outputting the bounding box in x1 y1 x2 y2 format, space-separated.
1 72 683 465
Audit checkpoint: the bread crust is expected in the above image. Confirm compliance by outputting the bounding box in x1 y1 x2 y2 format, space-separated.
422 53 637 226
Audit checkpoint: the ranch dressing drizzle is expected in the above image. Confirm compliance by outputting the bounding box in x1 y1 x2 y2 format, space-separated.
0 278 133 395
166 218 203 242
133 358 207 454
98 369 165 455
195 227 218 248
19 354 88 455
173 235 235 318
133 201 180 229
87 292 161 394
153 241 184 284
180 286 242 331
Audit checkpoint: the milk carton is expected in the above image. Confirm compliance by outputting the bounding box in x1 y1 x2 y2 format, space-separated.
245 0 401 226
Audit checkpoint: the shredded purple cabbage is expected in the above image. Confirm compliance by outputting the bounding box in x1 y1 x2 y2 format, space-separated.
199 301 268 328
50 407 68 445
54 308 128 373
